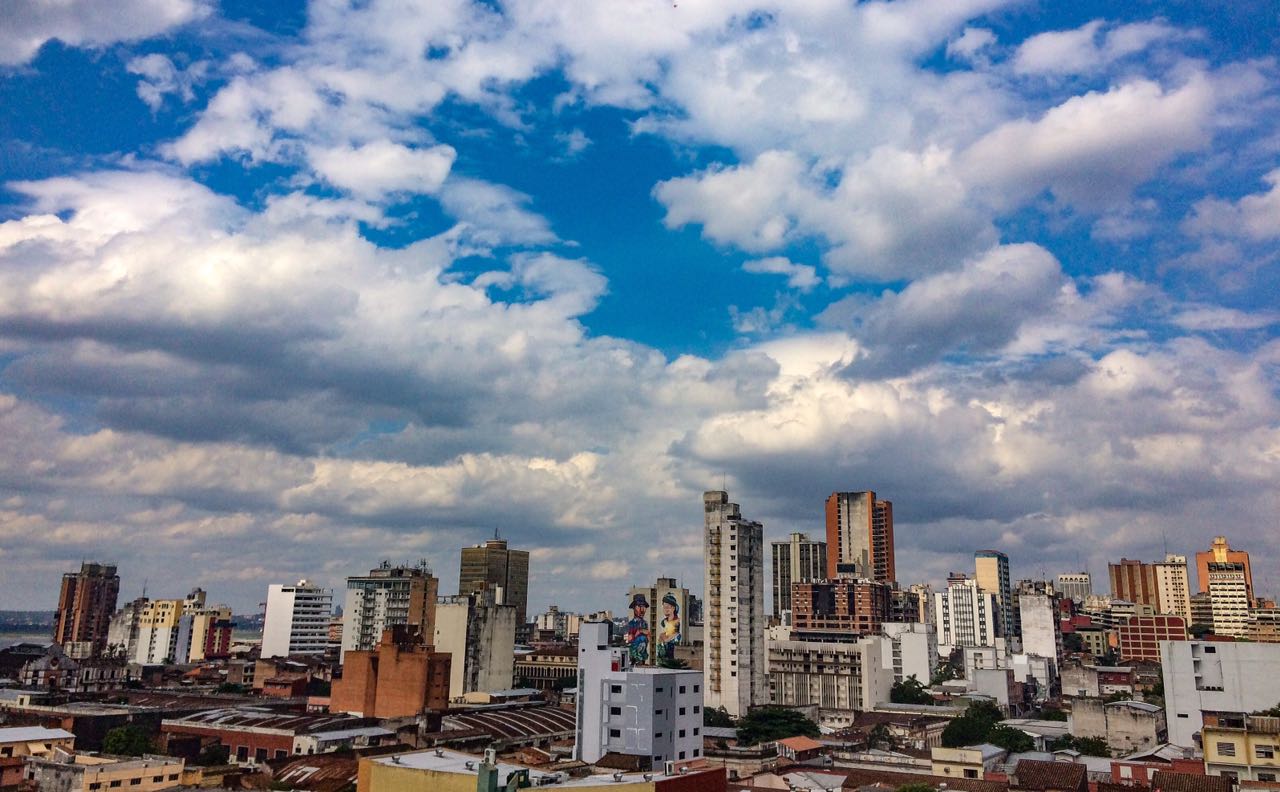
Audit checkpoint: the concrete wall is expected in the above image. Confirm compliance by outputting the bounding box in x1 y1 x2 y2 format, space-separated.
1162 641 1280 747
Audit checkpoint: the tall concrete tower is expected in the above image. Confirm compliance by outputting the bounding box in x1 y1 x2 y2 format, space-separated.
824 491 895 583
703 490 766 718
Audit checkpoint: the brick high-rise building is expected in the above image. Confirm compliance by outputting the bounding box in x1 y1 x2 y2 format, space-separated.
1109 555 1193 618
52 562 120 658
824 491 894 583
704 490 766 718
330 625 451 718
791 578 890 638
1196 537 1253 605
770 532 826 618
458 538 530 626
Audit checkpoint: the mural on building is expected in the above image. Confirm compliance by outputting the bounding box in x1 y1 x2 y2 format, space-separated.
624 593 650 665
658 593 681 662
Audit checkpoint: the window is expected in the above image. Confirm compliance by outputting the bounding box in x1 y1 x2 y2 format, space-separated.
694 748 701 757
130 781 143 787
679 751 686 759
1258 774 1276 783
694 685 700 692
1205 646 1217 653
679 686 686 694
1217 742 1236 757
153 777 164 783
1257 746 1276 759
255 748 269 763
609 729 621 738
109 781 122 788
656 732 663 738
275 750 288 760
694 728 700 736
679 707 686 715
610 706 621 715
611 685 622 693
964 770 979 779
168 775 179 782
1120 767 1132 779
237 746 249 762
89 785 101 791
679 729 686 738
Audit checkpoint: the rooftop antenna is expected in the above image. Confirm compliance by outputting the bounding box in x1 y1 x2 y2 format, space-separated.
141 578 148 599
1162 528 1169 557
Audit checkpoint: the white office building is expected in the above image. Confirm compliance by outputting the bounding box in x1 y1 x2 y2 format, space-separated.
262 580 332 658
768 635 893 712
1162 640 1280 747
575 622 704 769
881 621 938 685
935 576 998 655
1018 594 1062 671
703 490 767 718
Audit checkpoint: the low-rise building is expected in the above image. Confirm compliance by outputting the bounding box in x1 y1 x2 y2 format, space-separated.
932 744 1008 779
513 646 577 691
160 707 371 767
1202 715 1280 783
356 747 727 792
1070 698 1167 754
0 726 76 786
24 752 185 792
1060 663 1135 699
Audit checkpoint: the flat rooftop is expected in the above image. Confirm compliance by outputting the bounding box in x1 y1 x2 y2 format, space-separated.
370 747 718 787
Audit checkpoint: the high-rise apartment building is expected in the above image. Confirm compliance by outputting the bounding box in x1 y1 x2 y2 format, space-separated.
1056 573 1092 603
1154 555 1192 621
824 491 894 583
771 533 827 617
133 589 210 665
262 580 333 658
767 635 892 712
703 490 766 718
52 562 120 658
433 589 516 700
975 550 1013 639
1110 559 1160 611
1207 562 1251 638
459 538 530 626
934 575 998 653
340 561 438 661
1196 537 1253 605
1110 555 1193 618
1018 593 1062 671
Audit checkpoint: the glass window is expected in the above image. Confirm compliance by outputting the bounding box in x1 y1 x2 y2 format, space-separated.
1217 742 1236 757
1257 746 1275 759
609 729 620 738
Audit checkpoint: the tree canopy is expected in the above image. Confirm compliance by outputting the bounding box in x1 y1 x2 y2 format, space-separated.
940 700 1004 748
736 707 821 746
891 675 935 705
986 724 1035 754
1254 701 1280 717
704 706 735 728
103 726 153 757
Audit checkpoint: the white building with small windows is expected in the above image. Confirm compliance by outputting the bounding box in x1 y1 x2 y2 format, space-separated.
575 621 704 770
1162 640 1280 747
262 580 332 658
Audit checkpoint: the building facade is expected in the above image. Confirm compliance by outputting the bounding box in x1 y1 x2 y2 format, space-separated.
1155 555 1193 621
1116 615 1187 662
771 532 826 618
703 490 766 718
330 626 451 718
433 590 515 700
791 578 890 638
1202 715 1280 783
340 561 438 661
824 491 895 583
575 622 704 769
767 635 892 712
1056 573 1092 603
1206 562 1252 638
975 551 1014 640
1110 559 1161 612
880 622 938 685
1195 537 1253 603
1018 593 1062 672
262 580 333 658
459 538 530 626
52 562 120 658
1162 641 1280 747
627 578 692 660
934 575 998 653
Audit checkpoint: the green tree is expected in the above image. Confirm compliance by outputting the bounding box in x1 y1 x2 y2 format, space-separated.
1254 701 1280 717
940 701 1004 748
891 675 934 706
736 707 821 746
103 726 153 757
553 673 577 690
1037 707 1068 722
1049 735 1110 757
986 724 1035 754
704 706 735 728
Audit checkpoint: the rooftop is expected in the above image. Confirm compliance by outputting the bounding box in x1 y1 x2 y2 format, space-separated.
443 705 576 742
777 736 825 752
162 706 364 734
368 747 721 787
1150 771 1233 792
0 726 75 743
1009 758 1088 791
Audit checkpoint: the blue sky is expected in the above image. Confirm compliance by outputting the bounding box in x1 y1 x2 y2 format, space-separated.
0 0 1277 614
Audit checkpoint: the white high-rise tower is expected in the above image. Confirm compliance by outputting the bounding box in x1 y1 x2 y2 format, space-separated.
703 490 766 717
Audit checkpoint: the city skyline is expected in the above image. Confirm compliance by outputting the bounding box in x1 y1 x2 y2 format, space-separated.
0 1 1279 613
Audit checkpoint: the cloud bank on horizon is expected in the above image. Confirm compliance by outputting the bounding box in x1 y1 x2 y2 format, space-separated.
0 0 1277 612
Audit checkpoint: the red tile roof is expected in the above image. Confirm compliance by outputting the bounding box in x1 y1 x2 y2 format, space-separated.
1009 760 1088 792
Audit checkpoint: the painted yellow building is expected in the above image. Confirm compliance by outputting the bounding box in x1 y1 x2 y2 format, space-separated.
24 752 186 791
0 726 76 759
356 747 726 792
1203 715 1280 783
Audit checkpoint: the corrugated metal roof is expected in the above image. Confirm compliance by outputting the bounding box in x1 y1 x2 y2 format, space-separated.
0 727 75 742
443 706 575 741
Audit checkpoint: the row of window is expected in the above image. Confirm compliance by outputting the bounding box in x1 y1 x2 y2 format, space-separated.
85 775 179 790
1216 742 1277 759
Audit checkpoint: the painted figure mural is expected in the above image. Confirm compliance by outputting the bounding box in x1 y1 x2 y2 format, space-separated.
658 592 681 662
624 593 650 665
